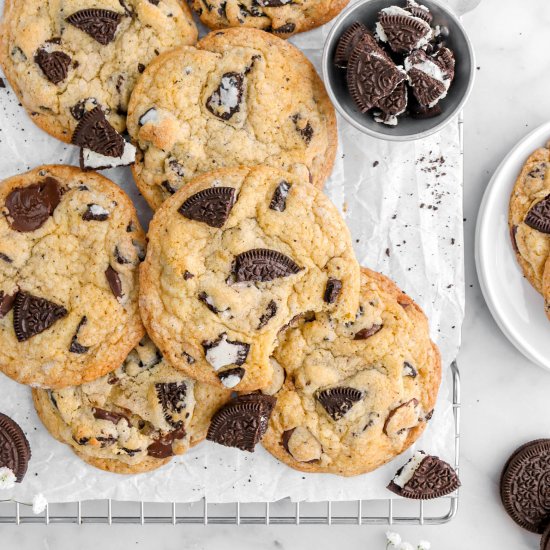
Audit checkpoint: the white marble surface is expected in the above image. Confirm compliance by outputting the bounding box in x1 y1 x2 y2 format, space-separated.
3 0 550 547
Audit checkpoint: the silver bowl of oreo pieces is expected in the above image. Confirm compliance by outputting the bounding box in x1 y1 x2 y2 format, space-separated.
322 0 475 141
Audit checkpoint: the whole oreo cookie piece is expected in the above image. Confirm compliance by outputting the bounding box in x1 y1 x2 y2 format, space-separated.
0 412 31 482
501 439 550 533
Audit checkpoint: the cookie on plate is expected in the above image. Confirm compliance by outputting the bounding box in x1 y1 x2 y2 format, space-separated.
262 267 441 476
127 28 338 209
139 165 360 392
509 143 550 302
0 0 197 149
0 165 145 388
33 336 231 473
191 0 349 38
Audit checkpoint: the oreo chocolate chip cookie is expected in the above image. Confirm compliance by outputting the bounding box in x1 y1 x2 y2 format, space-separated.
33 336 230 474
139 165 360 392
0 166 145 388
0 413 31 482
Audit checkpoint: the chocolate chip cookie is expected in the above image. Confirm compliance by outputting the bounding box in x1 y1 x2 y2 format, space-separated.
0 165 145 388
0 0 197 150
191 0 348 38
33 336 230 473
262 267 441 476
127 28 338 209
509 143 550 316
139 165 360 392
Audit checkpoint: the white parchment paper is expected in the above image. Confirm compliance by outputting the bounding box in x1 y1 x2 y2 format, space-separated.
0 0 470 503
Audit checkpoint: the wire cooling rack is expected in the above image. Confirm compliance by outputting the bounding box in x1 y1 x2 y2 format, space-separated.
0 362 460 526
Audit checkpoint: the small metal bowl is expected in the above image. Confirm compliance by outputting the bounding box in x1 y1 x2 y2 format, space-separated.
322 0 475 141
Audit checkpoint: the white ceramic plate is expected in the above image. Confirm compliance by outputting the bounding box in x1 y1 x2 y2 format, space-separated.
476 121 550 370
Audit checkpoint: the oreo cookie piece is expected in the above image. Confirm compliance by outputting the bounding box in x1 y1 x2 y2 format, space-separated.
347 34 406 113
207 393 276 452
206 72 244 121
66 9 123 45
334 22 369 69
178 187 236 228
34 48 71 85
373 81 408 126
316 386 364 421
525 195 550 234
0 412 31 482
233 248 302 282
387 451 460 499
500 439 550 533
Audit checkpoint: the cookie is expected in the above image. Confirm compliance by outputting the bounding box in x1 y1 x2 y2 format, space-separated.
500 439 550 533
0 165 145 388
139 165 360 392
190 0 348 38
387 450 460 499
262 267 441 476
508 144 550 303
0 0 197 147
33 336 230 474
0 413 31 482
127 28 338 209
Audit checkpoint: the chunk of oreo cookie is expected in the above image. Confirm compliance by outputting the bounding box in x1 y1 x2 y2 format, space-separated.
525 195 550 234
72 106 125 157
316 386 364 421
34 48 71 85
0 413 31 482
178 187 236 228
376 7 432 54
233 249 302 282
206 72 244 120
334 22 369 69
66 9 123 45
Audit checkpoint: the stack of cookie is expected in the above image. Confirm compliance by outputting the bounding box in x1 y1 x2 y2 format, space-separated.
0 0 443 480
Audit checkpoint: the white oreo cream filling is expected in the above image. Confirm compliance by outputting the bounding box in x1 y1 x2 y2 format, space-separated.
205 334 246 371
219 373 242 388
82 141 136 169
393 451 427 488
405 54 451 107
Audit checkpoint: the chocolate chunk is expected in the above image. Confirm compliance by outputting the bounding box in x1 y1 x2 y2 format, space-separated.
403 361 417 377
5 177 61 232
354 324 382 340
105 265 122 298
92 407 128 425
217 367 245 388
281 428 295 454
387 454 460 499
0 413 31 482
207 394 276 452
13 291 67 342
156 382 187 426
206 72 244 120
161 181 177 195
525 195 550 234
383 398 419 437
272 22 295 34
0 291 16 318
316 387 364 421
510 225 519 254
199 292 220 314
82 203 109 221
347 34 406 113
0 253 12 263
183 270 194 280
377 13 431 54
34 48 71 84
178 187 236 228
234 249 302 283
202 333 249 370
500 439 550 533
66 9 123 45
70 98 99 120
71 106 125 157
138 63 145 73
257 300 277 329
269 181 291 212
0 78 5 88
69 315 89 353
334 22 369 68
291 114 314 145
324 278 342 304
147 426 186 458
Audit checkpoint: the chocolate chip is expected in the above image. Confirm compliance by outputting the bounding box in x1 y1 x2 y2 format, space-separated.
71 106 125 157
257 300 277 329
161 181 177 195
334 22 369 68
272 22 296 34
0 253 12 264
92 407 128 425
525 194 550 234
69 315 89 353
510 225 519 254
147 426 186 458
198 292 219 314
377 13 431 54
269 181 291 212
0 413 31 482
82 203 109 221
316 387 364 421
66 9 123 45
105 265 122 298
217 367 245 388
403 361 417 377
178 187 236 228
183 271 194 280
12 291 67 342
0 291 16 318
206 72 244 120
323 278 342 304
34 48 71 85
281 428 295 454
5 177 61 232
354 324 382 340
233 248 302 283
156 382 187 426
207 394 276 452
